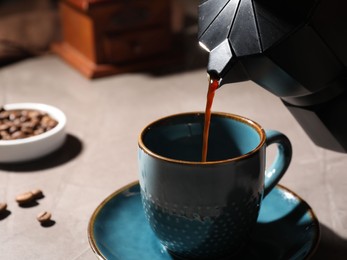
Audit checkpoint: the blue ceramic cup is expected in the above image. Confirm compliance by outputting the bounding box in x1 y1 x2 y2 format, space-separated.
138 112 292 259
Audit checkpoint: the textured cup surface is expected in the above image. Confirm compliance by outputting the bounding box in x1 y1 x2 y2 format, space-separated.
138 112 291 258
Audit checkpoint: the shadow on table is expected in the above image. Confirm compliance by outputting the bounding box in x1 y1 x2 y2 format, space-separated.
0 134 83 172
311 223 347 260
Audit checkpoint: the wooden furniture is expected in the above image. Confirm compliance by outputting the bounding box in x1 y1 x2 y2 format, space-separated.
52 0 174 78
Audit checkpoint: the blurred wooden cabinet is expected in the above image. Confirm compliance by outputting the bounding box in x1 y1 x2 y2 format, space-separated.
52 0 173 78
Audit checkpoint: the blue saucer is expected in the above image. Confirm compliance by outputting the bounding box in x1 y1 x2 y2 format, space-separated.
88 181 320 260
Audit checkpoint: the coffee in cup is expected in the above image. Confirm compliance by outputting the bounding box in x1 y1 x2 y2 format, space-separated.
138 112 292 259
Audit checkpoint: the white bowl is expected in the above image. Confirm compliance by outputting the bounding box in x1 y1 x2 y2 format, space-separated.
0 103 67 163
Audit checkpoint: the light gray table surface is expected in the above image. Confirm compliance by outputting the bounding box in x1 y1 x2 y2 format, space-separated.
0 55 347 259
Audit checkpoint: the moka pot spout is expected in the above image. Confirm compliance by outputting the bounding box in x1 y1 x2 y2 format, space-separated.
203 39 250 87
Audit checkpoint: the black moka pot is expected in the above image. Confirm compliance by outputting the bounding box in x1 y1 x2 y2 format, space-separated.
198 0 347 153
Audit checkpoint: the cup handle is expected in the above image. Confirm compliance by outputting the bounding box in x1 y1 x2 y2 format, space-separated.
263 130 292 197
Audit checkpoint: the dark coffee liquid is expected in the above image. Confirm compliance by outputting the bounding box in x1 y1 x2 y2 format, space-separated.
202 77 219 162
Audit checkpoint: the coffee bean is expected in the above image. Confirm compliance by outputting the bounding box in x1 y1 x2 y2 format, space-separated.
19 116 29 123
0 131 11 140
28 110 41 119
0 124 9 131
11 131 25 139
12 118 21 126
31 189 44 199
31 119 39 128
47 119 58 129
0 111 10 120
15 191 34 204
21 127 33 135
9 112 18 121
37 211 52 223
0 130 7 135
20 110 28 117
21 121 36 130
0 107 58 141
8 126 18 134
0 202 7 214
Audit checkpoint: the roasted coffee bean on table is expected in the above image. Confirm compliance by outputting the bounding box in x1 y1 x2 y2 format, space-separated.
0 107 58 140
15 191 35 205
37 211 52 224
15 189 45 205
31 189 44 199
0 202 7 214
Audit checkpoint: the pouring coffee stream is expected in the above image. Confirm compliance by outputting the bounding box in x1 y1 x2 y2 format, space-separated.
202 76 219 162
198 0 347 153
